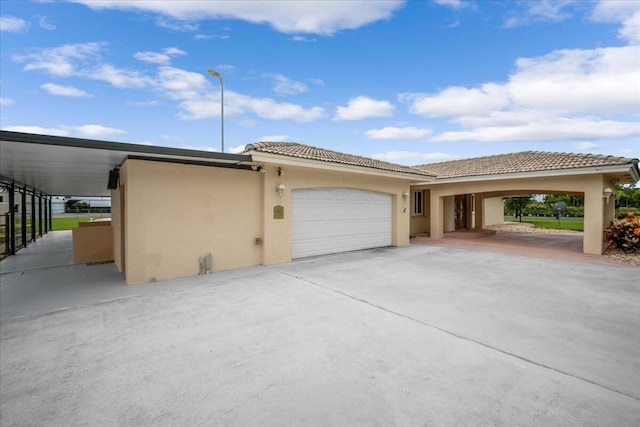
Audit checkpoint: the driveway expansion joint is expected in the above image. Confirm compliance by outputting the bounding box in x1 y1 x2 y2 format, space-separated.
276 269 640 403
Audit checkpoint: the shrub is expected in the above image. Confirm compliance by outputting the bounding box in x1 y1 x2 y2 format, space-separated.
566 206 584 217
604 212 640 253
616 207 640 216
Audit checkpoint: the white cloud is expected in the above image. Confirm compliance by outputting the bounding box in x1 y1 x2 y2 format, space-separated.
508 47 640 114
335 96 395 120
1 15 30 32
69 0 405 35
68 124 126 138
155 66 325 122
433 0 464 9
5 123 125 139
257 135 289 142
41 83 91 97
404 45 640 143
228 144 246 154
134 51 171 64
134 47 186 64
591 0 640 44
0 97 15 106
403 83 509 117
3 126 69 136
573 141 599 151
265 73 308 95
365 126 431 140
13 42 103 77
155 17 199 32
504 0 575 28
371 151 455 165
232 93 326 122
37 16 56 30
430 115 639 143
89 64 153 88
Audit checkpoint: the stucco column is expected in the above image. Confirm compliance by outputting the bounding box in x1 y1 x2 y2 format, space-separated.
583 181 605 255
430 191 444 239
474 194 484 229
261 165 291 265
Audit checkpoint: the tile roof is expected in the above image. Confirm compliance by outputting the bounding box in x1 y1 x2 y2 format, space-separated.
414 151 638 179
244 142 436 177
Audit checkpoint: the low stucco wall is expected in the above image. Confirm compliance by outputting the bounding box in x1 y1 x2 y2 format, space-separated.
72 223 114 264
484 197 505 226
122 160 262 285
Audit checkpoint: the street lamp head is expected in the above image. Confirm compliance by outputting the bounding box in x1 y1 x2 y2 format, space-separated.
207 69 221 78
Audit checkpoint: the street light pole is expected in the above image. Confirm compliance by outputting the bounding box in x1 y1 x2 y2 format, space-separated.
207 69 224 153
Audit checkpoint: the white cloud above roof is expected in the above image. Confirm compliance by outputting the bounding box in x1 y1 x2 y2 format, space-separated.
41 83 91 97
335 96 395 120
404 45 640 143
365 126 431 140
1 15 30 32
591 0 640 44
371 151 455 165
69 0 405 35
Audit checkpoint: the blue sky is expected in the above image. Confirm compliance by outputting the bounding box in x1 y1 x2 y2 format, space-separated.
1 0 639 164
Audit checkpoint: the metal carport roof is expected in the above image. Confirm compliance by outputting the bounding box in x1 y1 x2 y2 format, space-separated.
0 131 252 196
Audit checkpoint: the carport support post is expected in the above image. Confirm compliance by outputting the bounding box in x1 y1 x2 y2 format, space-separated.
21 187 27 248
430 192 444 239
48 197 53 231
43 196 48 234
474 194 484 230
8 182 15 255
583 179 605 255
31 192 36 242
38 195 42 237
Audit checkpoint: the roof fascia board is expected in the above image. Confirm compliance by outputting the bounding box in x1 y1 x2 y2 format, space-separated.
126 155 255 171
249 151 436 182
413 164 639 186
0 130 251 164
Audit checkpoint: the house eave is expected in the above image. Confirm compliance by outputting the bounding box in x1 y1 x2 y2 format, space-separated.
249 152 436 182
412 163 639 186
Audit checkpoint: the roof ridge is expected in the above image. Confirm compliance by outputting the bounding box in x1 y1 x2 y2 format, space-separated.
244 141 435 177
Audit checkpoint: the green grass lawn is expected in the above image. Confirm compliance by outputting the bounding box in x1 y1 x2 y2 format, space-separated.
505 216 584 232
52 217 92 230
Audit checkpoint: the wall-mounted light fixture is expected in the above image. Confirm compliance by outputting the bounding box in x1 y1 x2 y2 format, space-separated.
276 183 286 196
278 167 284 177
402 192 409 199
603 187 613 204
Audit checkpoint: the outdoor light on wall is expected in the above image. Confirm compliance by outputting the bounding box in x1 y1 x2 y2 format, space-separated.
603 187 613 204
276 184 286 197
278 167 284 177
402 192 409 199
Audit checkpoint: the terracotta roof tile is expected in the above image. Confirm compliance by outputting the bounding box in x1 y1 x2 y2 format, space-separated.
244 142 436 177
414 151 638 179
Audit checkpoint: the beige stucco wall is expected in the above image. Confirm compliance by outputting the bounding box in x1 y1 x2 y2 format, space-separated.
258 163 412 266
111 177 124 272
409 190 430 236
484 197 504 226
72 224 114 264
122 159 262 285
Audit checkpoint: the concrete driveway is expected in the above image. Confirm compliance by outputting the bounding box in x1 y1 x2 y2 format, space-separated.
1 244 639 426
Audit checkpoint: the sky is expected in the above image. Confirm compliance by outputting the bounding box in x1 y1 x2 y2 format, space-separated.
1 0 639 165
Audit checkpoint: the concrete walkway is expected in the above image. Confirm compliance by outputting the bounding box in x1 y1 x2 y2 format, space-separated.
1 237 638 426
412 229 622 266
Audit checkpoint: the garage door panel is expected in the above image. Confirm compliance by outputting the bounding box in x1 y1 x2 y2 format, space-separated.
292 189 392 259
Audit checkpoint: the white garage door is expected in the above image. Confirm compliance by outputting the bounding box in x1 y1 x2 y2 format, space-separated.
292 188 392 259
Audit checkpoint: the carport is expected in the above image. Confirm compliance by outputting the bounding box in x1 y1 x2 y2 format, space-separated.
411 151 640 255
0 130 251 267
